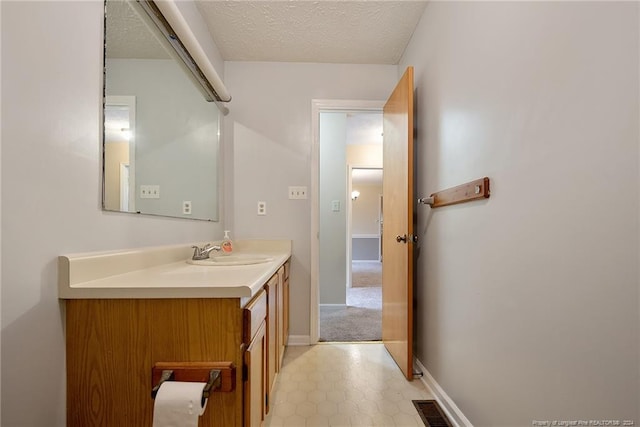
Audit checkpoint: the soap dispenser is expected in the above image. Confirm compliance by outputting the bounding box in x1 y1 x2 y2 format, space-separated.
221 230 233 254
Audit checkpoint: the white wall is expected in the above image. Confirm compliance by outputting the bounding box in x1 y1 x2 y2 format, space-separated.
0 2 225 425
226 61 398 336
319 113 347 305
401 2 639 425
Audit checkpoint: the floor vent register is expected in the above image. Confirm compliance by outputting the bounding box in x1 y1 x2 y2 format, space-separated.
412 400 453 427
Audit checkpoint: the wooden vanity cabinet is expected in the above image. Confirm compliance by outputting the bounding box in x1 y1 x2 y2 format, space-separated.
64 259 291 427
66 298 244 427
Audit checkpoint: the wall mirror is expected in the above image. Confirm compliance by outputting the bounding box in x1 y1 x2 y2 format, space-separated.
103 0 221 221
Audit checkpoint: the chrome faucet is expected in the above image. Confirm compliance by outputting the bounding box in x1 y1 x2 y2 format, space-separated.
191 244 221 260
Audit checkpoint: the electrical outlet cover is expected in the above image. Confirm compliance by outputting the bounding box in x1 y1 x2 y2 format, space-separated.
257 201 266 215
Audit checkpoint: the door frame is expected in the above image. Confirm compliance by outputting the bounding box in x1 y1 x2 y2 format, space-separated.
310 99 385 344
105 95 136 211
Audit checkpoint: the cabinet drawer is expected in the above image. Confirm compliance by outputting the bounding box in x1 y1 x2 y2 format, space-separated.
243 289 267 345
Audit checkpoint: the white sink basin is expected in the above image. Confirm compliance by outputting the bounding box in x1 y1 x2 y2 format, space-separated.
187 254 273 266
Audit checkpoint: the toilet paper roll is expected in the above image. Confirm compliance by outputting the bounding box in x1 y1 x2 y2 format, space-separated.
152 381 208 427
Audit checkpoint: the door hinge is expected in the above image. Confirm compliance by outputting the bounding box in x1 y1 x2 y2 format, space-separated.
410 234 419 243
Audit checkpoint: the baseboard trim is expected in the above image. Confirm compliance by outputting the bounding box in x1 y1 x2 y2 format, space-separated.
319 304 347 308
287 335 310 346
414 357 473 427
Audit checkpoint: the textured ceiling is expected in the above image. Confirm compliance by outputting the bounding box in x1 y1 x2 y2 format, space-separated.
195 1 428 64
106 0 170 59
107 1 429 63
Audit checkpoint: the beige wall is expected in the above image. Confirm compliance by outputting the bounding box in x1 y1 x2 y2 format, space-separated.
346 144 382 167
351 183 382 236
401 2 639 425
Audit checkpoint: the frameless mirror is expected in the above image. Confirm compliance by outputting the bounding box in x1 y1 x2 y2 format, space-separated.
103 0 220 221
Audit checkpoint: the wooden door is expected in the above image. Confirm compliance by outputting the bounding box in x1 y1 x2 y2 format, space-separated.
382 66 415 380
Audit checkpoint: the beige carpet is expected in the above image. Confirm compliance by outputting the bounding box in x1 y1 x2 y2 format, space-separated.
352 261 382 287
319 261 383 341
319 287 382 342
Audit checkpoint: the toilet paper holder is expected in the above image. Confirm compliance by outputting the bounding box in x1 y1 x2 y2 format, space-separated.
151 362 236 403
151 369 220 405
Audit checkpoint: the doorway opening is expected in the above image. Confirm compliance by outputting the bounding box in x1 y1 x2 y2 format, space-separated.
104 96 136 212
344 166 383 340
312 102 384 342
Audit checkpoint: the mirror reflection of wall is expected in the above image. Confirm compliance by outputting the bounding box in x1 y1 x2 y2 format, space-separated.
103 0 221 221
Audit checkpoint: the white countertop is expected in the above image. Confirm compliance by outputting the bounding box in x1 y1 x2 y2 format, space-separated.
58 240 291 302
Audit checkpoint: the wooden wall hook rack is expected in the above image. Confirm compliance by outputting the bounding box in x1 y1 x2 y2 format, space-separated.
418 177 490 208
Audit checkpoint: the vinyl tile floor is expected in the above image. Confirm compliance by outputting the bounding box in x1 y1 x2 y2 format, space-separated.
265 343 434 426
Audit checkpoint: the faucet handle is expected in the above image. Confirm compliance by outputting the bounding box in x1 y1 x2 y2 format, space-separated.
191 245 202 257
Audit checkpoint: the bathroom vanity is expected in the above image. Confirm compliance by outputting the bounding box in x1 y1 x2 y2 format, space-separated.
59 240 291 427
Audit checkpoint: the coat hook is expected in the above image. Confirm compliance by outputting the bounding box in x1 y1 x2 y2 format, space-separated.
417 196 434 206
417 177 490 209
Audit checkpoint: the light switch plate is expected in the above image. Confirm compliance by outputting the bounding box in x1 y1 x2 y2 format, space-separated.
288 186 308 199
140 185 160 199
331 200 340 212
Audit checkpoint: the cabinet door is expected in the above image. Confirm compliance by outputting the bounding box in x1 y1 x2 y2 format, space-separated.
276 268 285 372
244 321 266 427
265 275 278 413
283 275 289 348
278 263 290 369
